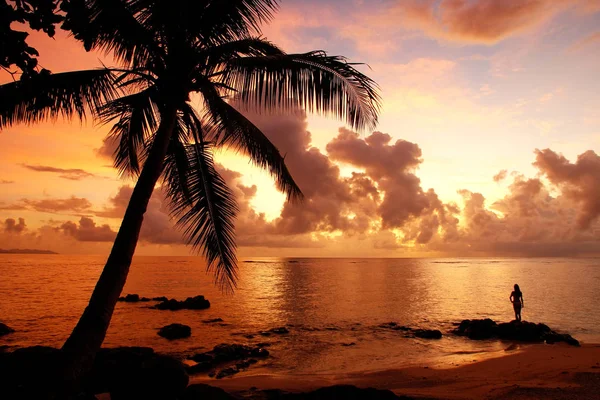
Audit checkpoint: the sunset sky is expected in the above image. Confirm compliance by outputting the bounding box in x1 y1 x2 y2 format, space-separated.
1 0 600 257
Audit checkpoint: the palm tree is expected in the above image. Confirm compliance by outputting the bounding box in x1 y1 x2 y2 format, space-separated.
0 0 380 388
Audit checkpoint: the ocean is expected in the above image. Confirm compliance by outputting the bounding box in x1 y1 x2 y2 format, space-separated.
1 256 599 378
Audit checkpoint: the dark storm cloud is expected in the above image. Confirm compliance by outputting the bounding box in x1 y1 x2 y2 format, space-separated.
61 217 116 242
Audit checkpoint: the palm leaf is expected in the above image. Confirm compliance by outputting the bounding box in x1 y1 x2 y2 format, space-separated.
222 51 381 131
166 140 239 291
62 0 163 68
0 69 116 129
197 81 302 201
97 86 159 176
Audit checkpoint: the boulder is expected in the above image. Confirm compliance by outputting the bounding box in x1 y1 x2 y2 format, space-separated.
0 346 63 398
182 384 235 400
414 329 442 339
0 322 14 336
453 319 579 346
89 347 189 400
158 324 192 340
497 321 551 342
268 327 289 335
282 385 407 399
152 296 168 302
379 322 411 331
202 318 224 324
154 296 210 311
545 332 580 346
118 294 140 302
453 319 498 340
187 344 269 375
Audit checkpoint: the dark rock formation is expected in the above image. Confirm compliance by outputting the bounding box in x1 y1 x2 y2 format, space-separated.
454 318 498 340
154 295 210 311
260 326 290 336
202 318 224 323
158 324 192 340
0 346 62 398
187 344 269 376
281 385 409 399
152 296 169 302
453 319 579 346
182 384 235 400
378 322 411 331
90 347 189 400
414 329 442 339
0 322 15 336
117 294 151 302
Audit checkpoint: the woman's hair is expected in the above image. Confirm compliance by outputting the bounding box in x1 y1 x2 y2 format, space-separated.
514 284 521 293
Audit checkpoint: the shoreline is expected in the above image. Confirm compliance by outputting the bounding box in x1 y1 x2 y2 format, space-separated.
192 343 600 399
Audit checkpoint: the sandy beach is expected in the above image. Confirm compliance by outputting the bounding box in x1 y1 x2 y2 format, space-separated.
194 343 600 399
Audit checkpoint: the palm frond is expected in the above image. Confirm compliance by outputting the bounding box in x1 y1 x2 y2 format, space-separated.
97 86 159 176
222 51 381 131
190 0 279 44
198 82 302 201
165 140 239 292
62 0 163 68
0 69 116 129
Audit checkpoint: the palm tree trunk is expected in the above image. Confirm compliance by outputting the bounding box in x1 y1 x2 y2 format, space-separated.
59 106 178 391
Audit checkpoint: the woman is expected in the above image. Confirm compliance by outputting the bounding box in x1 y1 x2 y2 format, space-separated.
510 284 524 321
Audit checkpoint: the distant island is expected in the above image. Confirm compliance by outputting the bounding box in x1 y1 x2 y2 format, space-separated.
0 249 58 254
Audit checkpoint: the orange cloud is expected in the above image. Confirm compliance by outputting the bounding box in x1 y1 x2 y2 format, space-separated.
61 217 116 242
4 218 26 234
21 164 96 180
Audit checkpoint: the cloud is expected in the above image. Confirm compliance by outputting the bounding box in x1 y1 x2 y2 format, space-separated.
60 217 116 242
364 0 599 45
4 218 26 234
533 149 600 229
21 164 96 180
0 180 14 184
0 196 93 214
493 170 508 182
95 136 118 160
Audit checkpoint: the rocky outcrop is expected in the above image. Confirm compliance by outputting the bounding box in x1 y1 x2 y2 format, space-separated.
158 324 192 340
378 323 442 339
182 384 235 400
90 347 189 399
414 329 443 339
118 293 151 303
260 326 290 336
187 344 269 377
154 296 210 311
453 319 579 346
281 385 410 399
0 322 14 336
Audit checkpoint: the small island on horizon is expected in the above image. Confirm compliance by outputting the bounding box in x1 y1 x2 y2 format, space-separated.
0 249 58 255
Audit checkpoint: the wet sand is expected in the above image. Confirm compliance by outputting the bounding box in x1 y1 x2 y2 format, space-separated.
193 343 600 399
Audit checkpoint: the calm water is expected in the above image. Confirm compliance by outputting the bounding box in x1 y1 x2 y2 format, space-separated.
1 256 599 377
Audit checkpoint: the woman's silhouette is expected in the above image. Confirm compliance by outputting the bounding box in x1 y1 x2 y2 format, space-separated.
510 284 524 321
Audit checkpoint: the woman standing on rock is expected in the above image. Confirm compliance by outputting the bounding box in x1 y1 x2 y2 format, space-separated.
510 284 524 322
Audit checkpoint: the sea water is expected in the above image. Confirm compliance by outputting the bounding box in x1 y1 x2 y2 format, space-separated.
1 256 599 377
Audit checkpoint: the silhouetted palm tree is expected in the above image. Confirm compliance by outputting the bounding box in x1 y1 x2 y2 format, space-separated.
0 0 380 387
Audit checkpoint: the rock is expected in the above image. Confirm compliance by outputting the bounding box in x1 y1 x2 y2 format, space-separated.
140 297 151 302
182 384 235 400
379 322 412 331
267 327 289 335
202 318 224 323
545 332 580 346
90 347 188 400
497 321 552 342
0 322 15 336
152 296 168 302
414 329 442 339
118 293 140 302
216 367 239 379
0 346 63 398
282 385 406 399
154 295 210 311
341 342 356 347
158 324 191 340
187 344 269 375
453 319 498 340
454 319 579 346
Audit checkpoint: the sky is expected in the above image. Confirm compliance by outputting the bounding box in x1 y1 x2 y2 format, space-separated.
1 0 600 257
